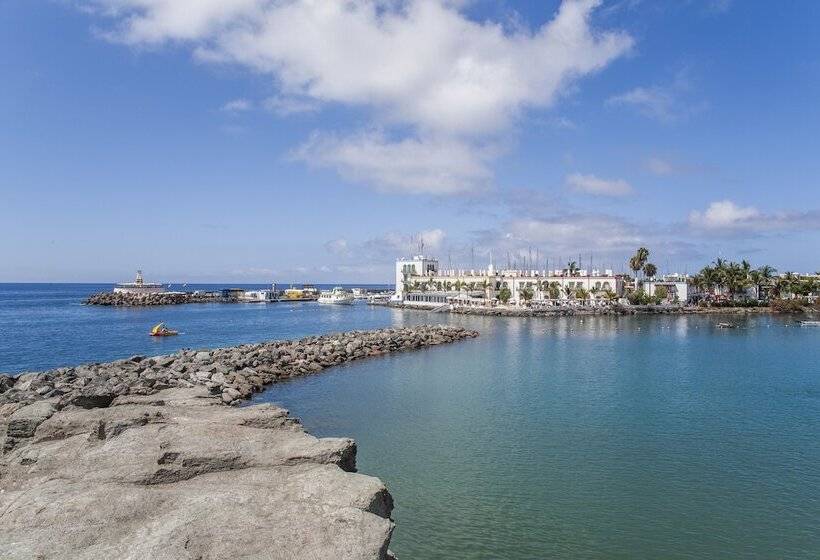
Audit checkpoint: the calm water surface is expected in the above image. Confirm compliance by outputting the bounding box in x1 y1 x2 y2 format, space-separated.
2 284 819 559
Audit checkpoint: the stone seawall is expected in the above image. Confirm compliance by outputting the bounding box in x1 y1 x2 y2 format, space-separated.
85 291 214 306
387 302 779 317
0 325 478 559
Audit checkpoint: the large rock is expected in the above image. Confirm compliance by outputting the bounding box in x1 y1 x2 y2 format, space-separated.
0 387 394 559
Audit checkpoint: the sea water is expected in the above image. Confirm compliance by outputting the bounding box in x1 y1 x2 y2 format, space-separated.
2 284 818 559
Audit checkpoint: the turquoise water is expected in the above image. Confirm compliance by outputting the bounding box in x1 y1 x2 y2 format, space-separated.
2 285 819 558
254 315 820 559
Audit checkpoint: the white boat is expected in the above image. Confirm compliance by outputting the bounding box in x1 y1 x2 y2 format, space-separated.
318 287 355 305
798 320 820 327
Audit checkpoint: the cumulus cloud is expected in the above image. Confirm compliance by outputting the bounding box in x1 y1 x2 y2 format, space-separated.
292 131 493 195
688 200 820 234
566 172 632 196
689 200 758 230
83 0 633 194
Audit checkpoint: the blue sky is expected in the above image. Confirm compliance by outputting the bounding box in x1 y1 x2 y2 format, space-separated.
2 0 819 283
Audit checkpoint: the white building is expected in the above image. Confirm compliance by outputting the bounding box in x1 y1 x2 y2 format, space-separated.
394 256 626 307
239 289 277 302
395 256 440 300
643 279 689 303
114 270 165 295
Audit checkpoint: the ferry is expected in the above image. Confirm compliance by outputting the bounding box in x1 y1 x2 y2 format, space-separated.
114 270 165 295
281 285 320 301
318 287 355 305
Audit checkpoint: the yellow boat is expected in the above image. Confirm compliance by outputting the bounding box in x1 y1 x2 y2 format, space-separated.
150 322 178 337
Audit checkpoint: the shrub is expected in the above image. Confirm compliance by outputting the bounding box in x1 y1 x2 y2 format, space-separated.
498 287 512 304
627 289 651 305
770 298 806 313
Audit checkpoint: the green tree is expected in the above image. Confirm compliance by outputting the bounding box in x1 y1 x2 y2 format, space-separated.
628 289 651 305
520 286 534 303
654 285 668 302
643 263 657 279
498 287 512 304
575 287 589 301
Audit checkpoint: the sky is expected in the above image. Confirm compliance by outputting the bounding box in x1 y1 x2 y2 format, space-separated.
1 0 819 283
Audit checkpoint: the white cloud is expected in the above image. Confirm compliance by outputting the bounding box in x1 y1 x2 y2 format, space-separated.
644 157 675 176
83 0 633 194
221 98 252 112
607 85 677 122
607 69 700 123
688 200 820 234
566 172 632 196
292 131 492 195
324 238 350 256
263 95 319 116
688 200 759 230
505 215 641 252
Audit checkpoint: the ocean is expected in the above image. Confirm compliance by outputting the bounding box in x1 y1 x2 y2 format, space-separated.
2 283 819 559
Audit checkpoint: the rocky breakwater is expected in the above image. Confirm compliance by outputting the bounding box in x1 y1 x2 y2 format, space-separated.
0 325 477 559
85 291 214 306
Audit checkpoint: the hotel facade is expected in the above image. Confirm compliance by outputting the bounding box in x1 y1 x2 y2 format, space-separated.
395 255 626 307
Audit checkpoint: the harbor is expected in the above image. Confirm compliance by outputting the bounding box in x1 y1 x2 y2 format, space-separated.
2 283 819 560
85 271 390 306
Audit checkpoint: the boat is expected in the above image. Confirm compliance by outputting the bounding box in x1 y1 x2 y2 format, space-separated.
317 287 355 305
114 270 165 295
281 285 320 302
716 322 738 329
150 322 178 336
798 320 820 327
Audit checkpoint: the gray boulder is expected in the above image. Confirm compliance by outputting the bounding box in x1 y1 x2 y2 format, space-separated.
0 387 394 559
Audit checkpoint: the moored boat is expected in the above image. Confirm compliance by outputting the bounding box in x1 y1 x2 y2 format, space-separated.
318 287 354 305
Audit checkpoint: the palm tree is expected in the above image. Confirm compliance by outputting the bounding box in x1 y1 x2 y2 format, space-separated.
750 265 776 301
566 261 579 277
575 287 589 302
643 263 657 280
629 247 650 289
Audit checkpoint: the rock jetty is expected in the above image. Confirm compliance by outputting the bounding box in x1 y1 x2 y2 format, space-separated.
85 291 213 306
0 325 477 559
0 325 477 409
